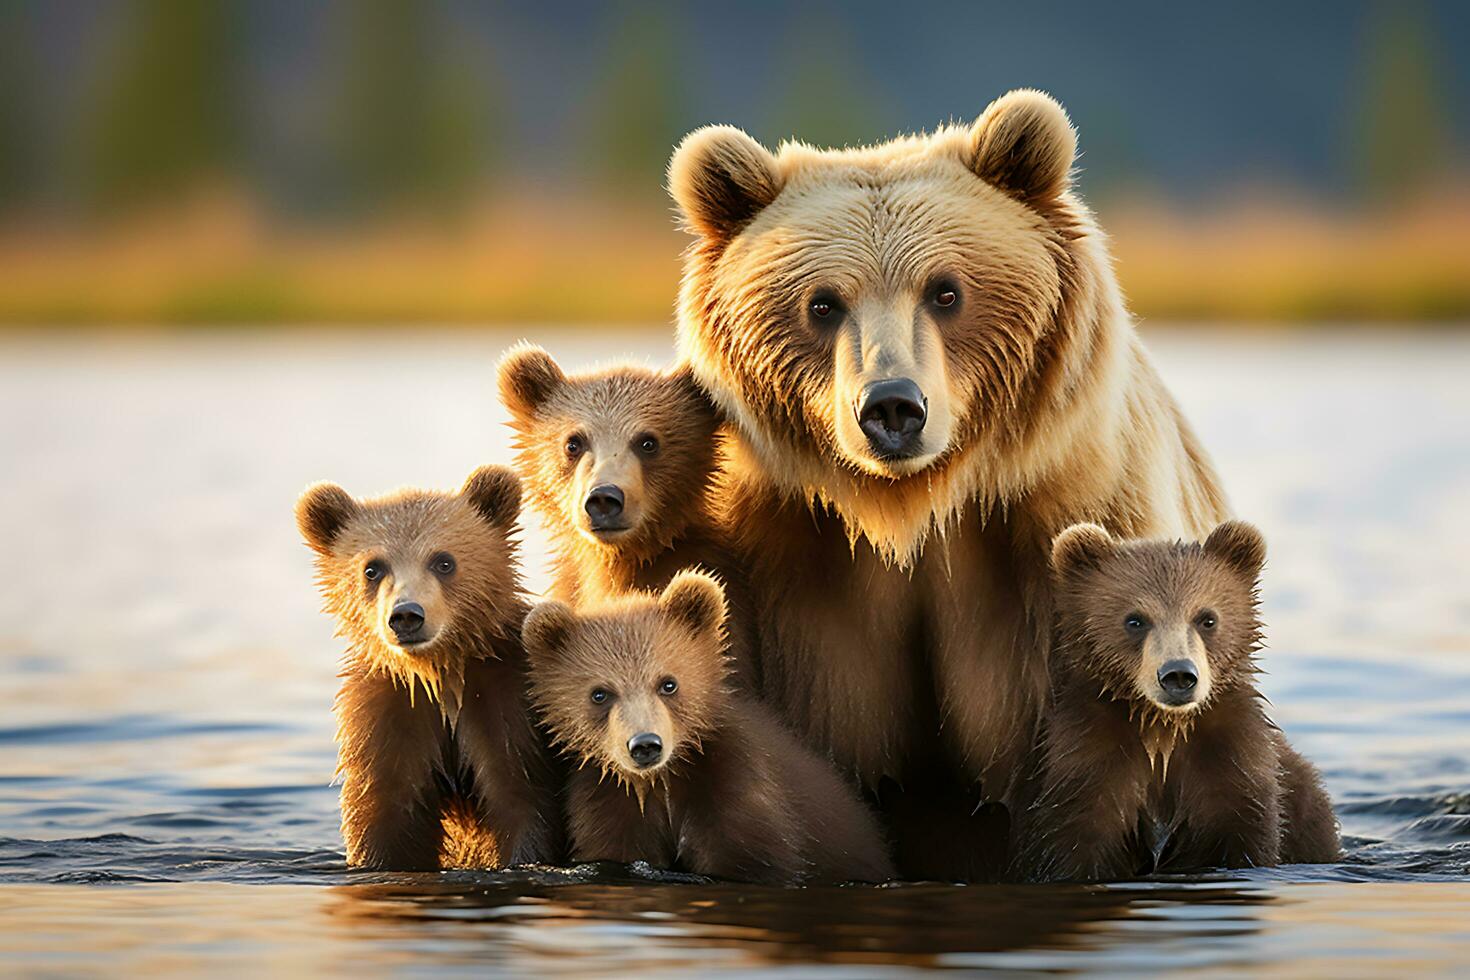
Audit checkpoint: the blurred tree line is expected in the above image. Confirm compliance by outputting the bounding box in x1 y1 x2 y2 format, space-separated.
0 0 1461 224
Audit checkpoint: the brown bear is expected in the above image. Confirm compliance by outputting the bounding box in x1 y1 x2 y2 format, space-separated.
521 570 894 886
498 343 758 689
1013 521 1340 881
667 89 1229 878
296 466 563 871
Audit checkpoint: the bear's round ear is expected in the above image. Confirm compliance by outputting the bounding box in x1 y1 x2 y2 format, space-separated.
968 89 1076 205
668 124 782 242
665 362 719 422
522 600 577 664
1204 520 1267 578
461 465 521 529
1051 523 1114 577
497 342 565 418
659 569 727 637
296 482 359 555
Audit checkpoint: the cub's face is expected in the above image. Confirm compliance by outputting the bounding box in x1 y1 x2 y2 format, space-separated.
296 466 523 668
523 572 729 781
1051 521 1267 716
669 90 1078 484
498 346 719 556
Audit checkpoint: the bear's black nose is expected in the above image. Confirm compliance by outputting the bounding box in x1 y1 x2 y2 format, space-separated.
1157 660 1199 702
585 484 626 528
388 601 425 643
857 378 927 457
627 732 663 768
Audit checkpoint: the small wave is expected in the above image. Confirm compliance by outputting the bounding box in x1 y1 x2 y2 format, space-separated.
0 714 286 745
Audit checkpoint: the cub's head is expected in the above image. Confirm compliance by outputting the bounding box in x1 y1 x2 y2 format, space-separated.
296 466 523 674
522 571 730 783
671 89 1097 562
1050 521 1267 717
498 344 720 560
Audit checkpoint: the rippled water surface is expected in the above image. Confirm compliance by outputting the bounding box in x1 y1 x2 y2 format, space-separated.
2 327 1468 975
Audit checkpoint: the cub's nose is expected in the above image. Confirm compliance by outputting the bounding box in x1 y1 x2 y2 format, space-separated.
388 601 425 643
857 378 927 457
1157 660 1200 702
626 732 663 769
584 484 625 527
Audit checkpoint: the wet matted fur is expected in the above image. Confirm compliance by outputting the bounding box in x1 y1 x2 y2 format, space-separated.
297 466 563 870
668 89 1229 879
1013 521 1340 881
522 571 894 885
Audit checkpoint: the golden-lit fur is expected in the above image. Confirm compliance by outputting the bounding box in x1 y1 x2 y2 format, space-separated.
523 572 894 885
498 344 759 688
1013 522 1339 881
297 466 563 870
668 90 1229 878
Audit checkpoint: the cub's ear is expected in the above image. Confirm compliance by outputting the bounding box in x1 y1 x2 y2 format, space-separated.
1204 520 1267 578
1051 523 1114 577
659 569 727 637
969 89 1076 205
668 124 782 241
522 600 577 664
497 342 565 418
296 482 359 555
461 465 521 529
666 362 719 422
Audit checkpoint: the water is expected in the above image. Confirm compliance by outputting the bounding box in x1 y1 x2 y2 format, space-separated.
2 327 1468 975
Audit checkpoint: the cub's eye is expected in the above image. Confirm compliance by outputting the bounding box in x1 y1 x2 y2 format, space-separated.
809 292 842 322
1123 612 1150 633
565 436 585 459
934 286 958 308
1196 610 1218 631
430 553 456 576
658 677 678 696
589 688 610 705
637 434 659 455
363 560 386 582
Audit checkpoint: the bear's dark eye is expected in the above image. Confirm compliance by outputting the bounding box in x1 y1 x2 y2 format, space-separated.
363 560 387 582
809 291 843 323
658 677 678 696
636 434 659 455
934 285 958 308
1196 610 1218 631
430 553 456 576
565 436 585 459
590 688 610 705
1123 612 1150 633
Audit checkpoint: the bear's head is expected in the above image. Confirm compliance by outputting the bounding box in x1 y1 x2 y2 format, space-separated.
670 89 1109 563
296 465 524 683
1049 521 1266 721
498 344 720 561
522 570 730 785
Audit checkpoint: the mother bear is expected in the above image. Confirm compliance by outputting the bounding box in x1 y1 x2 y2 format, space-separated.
667 90 1229 880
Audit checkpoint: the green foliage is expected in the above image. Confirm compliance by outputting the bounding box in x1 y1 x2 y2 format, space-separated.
0 3 39 213
77 0 242 215
764 8 888 149
1355 3 1449 203
586 1 687 195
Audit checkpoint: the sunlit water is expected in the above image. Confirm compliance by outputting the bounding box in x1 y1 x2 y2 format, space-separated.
1 327 1468 975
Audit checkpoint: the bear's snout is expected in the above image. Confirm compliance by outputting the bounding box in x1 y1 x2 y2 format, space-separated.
1156 659 1199 704
584 484 626 529
626 731 663 769
388 600 426 644
857 378 927 457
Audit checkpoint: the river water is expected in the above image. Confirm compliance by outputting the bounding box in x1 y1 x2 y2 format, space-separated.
1 327 1468 975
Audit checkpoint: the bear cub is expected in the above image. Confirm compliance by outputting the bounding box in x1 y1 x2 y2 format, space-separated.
498 344 757 688
297 466 562 870
1016 520 1339 882
521 570 894 885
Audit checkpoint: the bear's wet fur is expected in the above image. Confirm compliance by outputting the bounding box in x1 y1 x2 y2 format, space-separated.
297 466 563 870
668 89 1229 879
498 344 758 689
1013 521 1340 881
521 570 894 886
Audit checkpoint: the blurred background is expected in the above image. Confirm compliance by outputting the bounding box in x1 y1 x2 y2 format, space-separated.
1 0 1466 327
